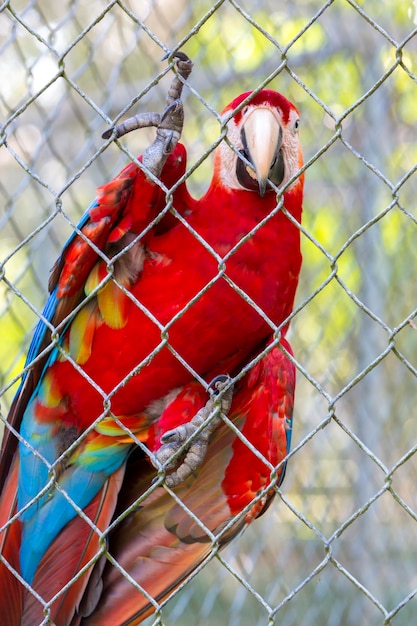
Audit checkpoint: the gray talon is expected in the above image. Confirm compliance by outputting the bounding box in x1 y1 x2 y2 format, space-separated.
102 52 193 179
154 376 234 488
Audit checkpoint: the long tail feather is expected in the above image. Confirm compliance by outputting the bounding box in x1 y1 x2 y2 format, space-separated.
0 460 125 626
0 458 24 626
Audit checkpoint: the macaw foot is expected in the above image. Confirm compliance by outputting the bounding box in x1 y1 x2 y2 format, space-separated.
141 98 184 178
102 52 193 179
155 375 234 488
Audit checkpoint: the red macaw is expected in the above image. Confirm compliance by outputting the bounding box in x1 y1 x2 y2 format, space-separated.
0 53 303 626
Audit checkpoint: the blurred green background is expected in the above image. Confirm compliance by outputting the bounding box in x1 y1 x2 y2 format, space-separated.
1 1 417 624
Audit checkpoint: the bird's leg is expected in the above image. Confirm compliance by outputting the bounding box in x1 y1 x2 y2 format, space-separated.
102 52 193 179
142 52 192 177
154 376 234 488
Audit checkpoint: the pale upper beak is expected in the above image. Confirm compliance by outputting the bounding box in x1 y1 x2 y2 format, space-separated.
242 107 283 196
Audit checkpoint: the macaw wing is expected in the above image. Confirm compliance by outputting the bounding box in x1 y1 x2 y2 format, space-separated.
0 145 190 626
0 147 188 491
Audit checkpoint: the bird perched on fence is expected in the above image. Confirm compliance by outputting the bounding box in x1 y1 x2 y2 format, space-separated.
0 52 304 625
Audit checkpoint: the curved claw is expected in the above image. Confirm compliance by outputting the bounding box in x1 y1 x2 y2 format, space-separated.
161 50 191 63
160 99 182 124
154 376 234 488
162 51 193 82
208 374 232 395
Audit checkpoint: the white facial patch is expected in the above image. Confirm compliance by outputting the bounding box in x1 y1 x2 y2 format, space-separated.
217 104 301 193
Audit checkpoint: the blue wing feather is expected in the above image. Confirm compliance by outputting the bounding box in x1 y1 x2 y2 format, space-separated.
23 203 97 375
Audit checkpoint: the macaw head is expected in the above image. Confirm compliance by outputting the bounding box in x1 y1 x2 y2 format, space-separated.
214 90 303 196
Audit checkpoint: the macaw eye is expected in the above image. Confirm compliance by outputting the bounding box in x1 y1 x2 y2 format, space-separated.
294 119 300 131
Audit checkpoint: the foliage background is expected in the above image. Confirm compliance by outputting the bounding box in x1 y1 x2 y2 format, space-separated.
1 1 417 624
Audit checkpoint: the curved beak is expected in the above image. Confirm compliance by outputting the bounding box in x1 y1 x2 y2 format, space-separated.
242 107 283 196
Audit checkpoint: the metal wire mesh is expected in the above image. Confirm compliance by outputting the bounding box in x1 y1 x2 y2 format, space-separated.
1 0 417 624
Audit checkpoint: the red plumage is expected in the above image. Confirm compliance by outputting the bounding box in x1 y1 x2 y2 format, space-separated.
0 70 303 626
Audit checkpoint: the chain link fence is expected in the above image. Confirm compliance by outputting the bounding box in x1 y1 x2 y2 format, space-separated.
1 1 417 624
